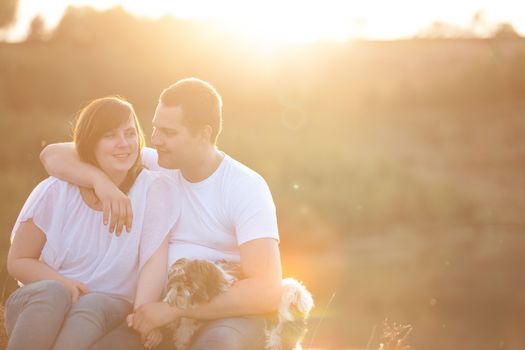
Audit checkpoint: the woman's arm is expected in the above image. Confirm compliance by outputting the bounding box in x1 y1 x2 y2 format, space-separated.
40 142 132 234
133 237 169 310
7 220 88 303
132 237 169 348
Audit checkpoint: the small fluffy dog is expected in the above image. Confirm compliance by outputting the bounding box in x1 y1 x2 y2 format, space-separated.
158 258 314 350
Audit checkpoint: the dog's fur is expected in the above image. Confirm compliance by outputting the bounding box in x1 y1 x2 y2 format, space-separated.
161 258 239 350
265 278 314 350
161 258 314 350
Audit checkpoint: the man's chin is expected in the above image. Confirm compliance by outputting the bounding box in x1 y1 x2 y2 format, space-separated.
157 157 177 170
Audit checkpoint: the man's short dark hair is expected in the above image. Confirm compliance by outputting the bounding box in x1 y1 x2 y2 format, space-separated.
159 78 223 144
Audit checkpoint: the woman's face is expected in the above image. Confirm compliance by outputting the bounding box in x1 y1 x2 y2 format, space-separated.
94 118 139 180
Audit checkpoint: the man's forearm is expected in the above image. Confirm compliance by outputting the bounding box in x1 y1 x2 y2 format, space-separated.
183 238 283 321
184 276 282 321
40 142 109 188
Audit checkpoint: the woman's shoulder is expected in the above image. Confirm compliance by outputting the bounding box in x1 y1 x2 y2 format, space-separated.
15 177 77 232
30 176 76 198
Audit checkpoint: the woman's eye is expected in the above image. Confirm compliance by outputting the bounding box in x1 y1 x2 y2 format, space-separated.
103 132 116 138
125 130 137 137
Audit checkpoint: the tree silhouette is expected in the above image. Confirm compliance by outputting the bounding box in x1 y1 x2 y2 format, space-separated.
492 22 521 39
416 21 473 38
469 10 490 37
26 15 45 42
0 0 18 30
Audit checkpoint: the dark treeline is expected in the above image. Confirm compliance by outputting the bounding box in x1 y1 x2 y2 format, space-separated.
3 6 525 113
1 6 525 350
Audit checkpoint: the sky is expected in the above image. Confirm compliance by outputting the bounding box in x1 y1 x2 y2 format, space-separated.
5 0 525 42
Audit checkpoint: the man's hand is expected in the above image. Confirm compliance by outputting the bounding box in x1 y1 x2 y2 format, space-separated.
62 278 89 304
128 302 181 334
93 177 133 235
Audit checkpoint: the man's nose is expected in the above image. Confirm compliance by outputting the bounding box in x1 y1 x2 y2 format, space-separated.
151 128 161 145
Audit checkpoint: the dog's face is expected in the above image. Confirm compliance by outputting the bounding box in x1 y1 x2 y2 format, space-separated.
166 258 235 307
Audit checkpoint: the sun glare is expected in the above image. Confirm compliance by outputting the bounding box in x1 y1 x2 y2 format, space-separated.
120 0 359 44
211 1 354 43
8 0 525 43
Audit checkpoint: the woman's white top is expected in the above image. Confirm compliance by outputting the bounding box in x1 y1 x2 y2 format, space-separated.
10 169 180 303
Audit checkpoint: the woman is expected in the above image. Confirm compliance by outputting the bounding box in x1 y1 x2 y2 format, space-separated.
4 97 179 350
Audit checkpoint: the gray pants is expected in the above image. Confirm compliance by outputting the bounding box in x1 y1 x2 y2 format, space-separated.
4 280 132 350
90 315 267 350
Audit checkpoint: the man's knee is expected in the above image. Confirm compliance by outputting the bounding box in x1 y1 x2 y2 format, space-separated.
190 318 265 350
191 326 244 350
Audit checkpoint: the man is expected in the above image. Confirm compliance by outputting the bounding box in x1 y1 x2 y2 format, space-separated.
40 78 282 349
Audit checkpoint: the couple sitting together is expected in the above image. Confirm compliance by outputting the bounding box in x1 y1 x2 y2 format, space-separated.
4 78 310 350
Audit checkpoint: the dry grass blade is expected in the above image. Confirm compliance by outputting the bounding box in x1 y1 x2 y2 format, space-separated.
378 319 413 350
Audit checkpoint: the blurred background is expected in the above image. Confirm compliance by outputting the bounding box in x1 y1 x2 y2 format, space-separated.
1 1 525 349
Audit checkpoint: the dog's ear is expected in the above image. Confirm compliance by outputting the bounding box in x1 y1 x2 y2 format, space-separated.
216 260 243 280
206 263 228 296
167 258 188 287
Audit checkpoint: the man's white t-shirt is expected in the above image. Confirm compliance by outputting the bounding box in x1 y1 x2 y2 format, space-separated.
142 147 279 266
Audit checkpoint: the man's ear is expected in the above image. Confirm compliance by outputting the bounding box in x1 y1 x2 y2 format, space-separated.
199 124 213 144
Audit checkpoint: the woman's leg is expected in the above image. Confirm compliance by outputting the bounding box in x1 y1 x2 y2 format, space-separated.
4 280 71 350
52 292 132 350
